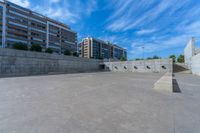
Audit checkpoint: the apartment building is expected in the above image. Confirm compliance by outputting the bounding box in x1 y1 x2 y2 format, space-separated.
79 37 127 60
0 1 77 53
113 45 127 60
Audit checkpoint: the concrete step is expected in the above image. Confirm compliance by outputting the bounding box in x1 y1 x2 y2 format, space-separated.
153 72 172 93
173 64 191 73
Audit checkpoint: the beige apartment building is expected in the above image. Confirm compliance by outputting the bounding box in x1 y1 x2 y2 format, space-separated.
79 37 127 60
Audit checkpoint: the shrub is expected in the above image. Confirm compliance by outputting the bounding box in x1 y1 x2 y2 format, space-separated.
30 44 42 52
147 55 160 60
169 55 176 63
152 55 160 59
13 42 28 51
135 58 143 61
72 52 78 57
45 48 53 54
99 56 103 60
147 57 152 60
64 49 71 56
177 55 184 63
120 56 127 61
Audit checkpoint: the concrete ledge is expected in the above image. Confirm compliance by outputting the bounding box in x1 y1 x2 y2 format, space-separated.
153 72 173 93
0 48 100 62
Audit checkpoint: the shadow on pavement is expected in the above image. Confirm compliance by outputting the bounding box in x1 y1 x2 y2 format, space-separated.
173 64 189 73
173 79 181 93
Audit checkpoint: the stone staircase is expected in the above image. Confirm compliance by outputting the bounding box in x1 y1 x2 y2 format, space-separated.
173 63 191 74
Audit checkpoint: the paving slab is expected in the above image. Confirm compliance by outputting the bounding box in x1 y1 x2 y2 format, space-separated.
0 72 199 133
172 73 200 133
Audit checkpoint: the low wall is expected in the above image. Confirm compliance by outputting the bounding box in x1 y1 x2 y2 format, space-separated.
191 53 200 76
0 48 101 77
104 59 172 73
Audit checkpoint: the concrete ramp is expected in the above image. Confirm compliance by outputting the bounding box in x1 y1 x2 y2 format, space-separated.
153 72 172 93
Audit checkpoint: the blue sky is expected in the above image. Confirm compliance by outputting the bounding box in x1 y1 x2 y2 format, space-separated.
8 0 200 59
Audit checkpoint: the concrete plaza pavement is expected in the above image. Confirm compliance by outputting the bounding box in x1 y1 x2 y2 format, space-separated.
0 72 200 133
172 73 200 133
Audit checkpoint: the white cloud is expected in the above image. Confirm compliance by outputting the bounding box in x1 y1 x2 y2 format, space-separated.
129 19 200 57
107 20 128 31
123 0 172 31
105 0 200 59
106 0 157 31
178 21 200 35
49 0 60 3
85 0 97 16
136 29 156 35
8 0 30 7
130 34 191 57
98 35 118 43
107 0 133 21
32 1 78 23
43 6 78 23
106 0 191 32
32 0 97 24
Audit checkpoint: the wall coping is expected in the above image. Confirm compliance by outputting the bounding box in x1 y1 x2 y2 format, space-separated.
0 48 101 62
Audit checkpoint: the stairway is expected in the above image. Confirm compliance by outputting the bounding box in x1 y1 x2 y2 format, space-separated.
173 63 191 74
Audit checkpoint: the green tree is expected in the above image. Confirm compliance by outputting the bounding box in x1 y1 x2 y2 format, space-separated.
30 44 42 52
146 55 160 60
64 49 71 56
147 57 152 60
152 55 160 59
99 56 103 60
72 52 78 57
13 42 28 51
120 56 127 61
169 55 176 63
135 58 143 60
177 55 184 63
45 48 53 54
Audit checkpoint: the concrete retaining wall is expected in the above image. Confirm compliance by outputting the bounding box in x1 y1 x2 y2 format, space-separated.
195 48 200 55
104 59 172 73
184 38 195 69
0 48 101 77
184 38 200 76
191 53 200 76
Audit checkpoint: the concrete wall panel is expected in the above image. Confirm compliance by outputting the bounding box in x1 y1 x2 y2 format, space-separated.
0 48 101 77
184 38 195 69
104 59 172 73
191 53 200 76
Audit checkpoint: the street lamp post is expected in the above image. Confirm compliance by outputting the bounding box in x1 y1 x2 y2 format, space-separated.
142 46 145 60
142 46 145 70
